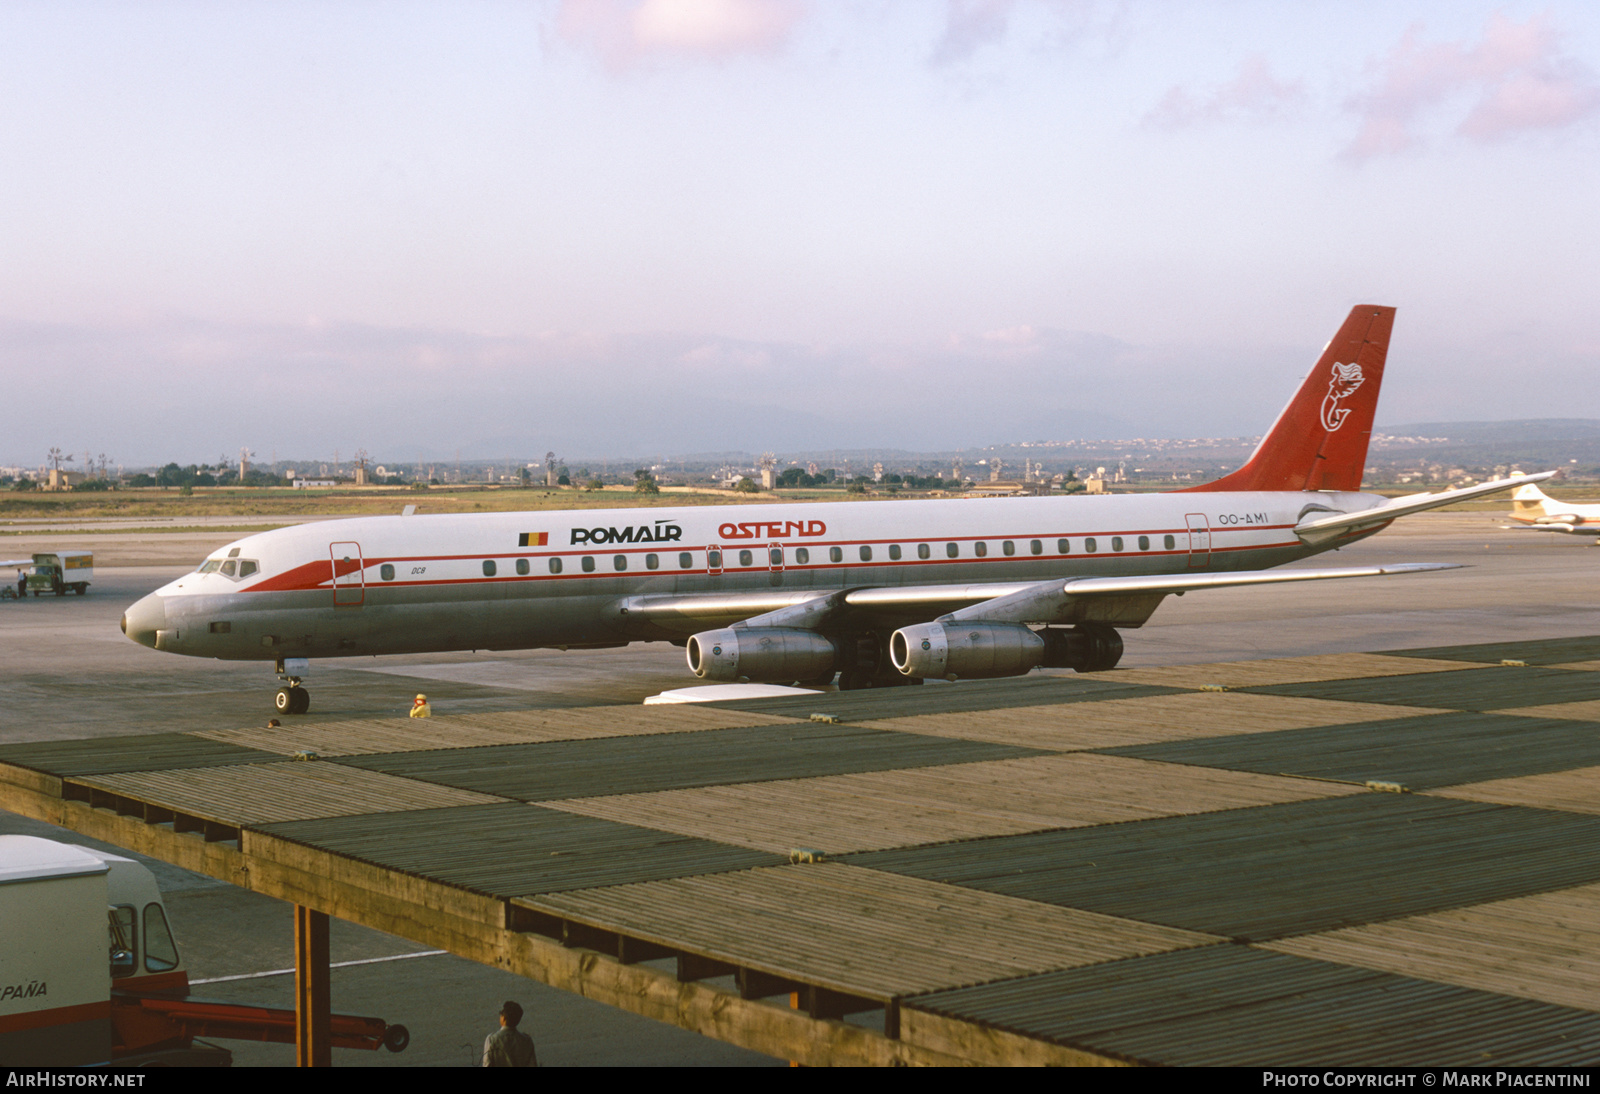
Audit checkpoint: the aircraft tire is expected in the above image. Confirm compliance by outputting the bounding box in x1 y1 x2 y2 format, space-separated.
274 687 294 714
291 688 311 714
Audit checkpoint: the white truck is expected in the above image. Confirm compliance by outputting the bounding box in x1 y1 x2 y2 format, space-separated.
0 835 408 1066
26 551 94 596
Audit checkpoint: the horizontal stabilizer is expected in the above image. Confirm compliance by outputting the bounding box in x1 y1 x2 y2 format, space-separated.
1294 472 1557 546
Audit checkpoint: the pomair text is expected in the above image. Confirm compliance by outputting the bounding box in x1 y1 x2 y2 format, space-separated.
570 523 683 545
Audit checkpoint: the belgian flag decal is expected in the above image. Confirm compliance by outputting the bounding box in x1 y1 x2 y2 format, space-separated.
518 532 549 547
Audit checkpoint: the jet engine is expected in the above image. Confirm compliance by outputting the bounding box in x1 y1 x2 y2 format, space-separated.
890 622 1124 679
686 627 839 683
889 622 1044 680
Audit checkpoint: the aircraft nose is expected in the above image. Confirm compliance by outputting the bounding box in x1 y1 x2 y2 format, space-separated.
122 593 165 650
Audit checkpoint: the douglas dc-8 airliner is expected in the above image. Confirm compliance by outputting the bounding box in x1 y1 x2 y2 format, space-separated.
123 306 1550 714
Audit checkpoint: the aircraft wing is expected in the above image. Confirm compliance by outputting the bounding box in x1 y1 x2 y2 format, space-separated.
0 560 34 568
1501 523 1600 537
614 562 1458 636
1293 472 1558 546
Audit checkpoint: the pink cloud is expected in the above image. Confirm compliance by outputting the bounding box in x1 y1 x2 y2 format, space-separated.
1345 12 1600 158
557 0 804 69
1144 55 1306 130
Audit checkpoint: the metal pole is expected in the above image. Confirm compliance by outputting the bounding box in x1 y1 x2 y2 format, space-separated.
295 905 331 1067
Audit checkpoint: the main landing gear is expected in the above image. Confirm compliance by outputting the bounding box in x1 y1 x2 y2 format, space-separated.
837 631 923 692
273 657 311 715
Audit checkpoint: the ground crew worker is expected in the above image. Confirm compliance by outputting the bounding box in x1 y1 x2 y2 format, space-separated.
482 1000 536 1067
409 693 431 718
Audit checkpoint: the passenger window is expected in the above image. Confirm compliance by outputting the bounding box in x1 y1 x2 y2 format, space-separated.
918 544 930 560
1031 540 1042 555
889 544 901 560
646 554 659 570
1057 539 1070 554
859 545 872 562
946 543 959 558
770 548 783 565
974 542 988 558
708 550 721 568
1002 541 1015 556
678 552 692 568
795 548 809 564
1112 537 1123 552
549 557 563 574
220 560 237 577
482 560 497 577
739 550 753 567
1139 536 1150 551
143 904 179 973
581 556 595 572
516 558 529 575
380 563 395 581
239 560 259 578
614 555 627 571
829 547 843 563
1085 538 1098 553
1165 535 1176 550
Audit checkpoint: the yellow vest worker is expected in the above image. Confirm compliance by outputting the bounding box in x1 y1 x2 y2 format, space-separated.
410 694 432 718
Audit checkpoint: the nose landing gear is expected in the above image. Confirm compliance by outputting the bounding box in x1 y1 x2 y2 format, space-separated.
273 657 311 715
274 685 310 715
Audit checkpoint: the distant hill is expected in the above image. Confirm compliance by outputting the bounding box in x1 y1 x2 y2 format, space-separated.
1371 420 1600 468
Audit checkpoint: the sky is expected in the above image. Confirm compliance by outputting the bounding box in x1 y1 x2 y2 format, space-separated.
2 0 1597 467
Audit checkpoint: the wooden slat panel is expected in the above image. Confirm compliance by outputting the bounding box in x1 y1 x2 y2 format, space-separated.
848 795 1600 941
905 946 1600 1067
78 763 507 825
1106 653 1475 689
710 675 1180 722
332 724 1040 802
522 862 1218 1000
1430 765 1600 815
0 734 278 776
862 692 1447 751
262 802 780 897
1500 700 1600 723
1265 882 1600 1013
1387 636 1600 666
190 706 801 757
1104 712 1600 791
1243 665 1600 711
545 754 1361 854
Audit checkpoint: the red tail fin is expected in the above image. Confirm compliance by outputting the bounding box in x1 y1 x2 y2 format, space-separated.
1183 305 1394 493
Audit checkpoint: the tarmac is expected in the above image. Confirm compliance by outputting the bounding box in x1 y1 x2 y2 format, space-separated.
1 511 1596 1065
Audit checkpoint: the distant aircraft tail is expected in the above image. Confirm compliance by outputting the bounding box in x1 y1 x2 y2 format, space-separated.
1183 305 1395 493
1511 483 1552 514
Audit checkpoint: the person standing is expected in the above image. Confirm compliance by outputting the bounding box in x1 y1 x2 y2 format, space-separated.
482 1000 536 1067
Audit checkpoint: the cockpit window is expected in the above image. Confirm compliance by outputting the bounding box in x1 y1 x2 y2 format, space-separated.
238 560 259 578
220 560 237 577
197 560 223 574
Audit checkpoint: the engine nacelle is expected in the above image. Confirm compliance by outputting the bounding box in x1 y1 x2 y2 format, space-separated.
1038 624 1125 673
686 627 839 683
889 622 1045 680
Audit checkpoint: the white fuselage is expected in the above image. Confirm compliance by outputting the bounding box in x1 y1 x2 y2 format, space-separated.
122 490 1382 662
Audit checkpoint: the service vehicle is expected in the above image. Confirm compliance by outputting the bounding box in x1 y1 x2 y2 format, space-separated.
0 835 409 1066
